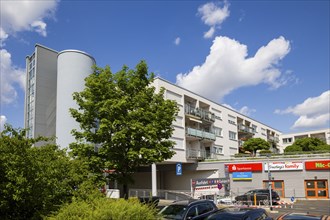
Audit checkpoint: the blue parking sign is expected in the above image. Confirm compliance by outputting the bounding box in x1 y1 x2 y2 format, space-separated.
176 163 182 176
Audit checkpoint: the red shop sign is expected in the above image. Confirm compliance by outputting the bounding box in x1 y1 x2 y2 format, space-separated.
226 163 262 172
305 160 330 170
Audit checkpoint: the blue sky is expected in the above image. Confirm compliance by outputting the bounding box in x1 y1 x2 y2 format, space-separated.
1 0 329 134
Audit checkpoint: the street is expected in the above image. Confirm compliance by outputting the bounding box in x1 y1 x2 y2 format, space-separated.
269 200 330 219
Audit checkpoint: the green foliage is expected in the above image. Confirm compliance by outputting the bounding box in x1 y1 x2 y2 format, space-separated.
259 150 272 155
242 138 271 156
69 61 179 195
284 145 302 152
284 137 330 153
47 197 158 220
0 125 91 219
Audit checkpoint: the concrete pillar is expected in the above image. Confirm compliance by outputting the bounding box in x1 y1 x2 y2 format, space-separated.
152 163 157 196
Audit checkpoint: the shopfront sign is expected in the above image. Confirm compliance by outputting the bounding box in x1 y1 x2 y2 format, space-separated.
264 161 303 171
226 163 262 172
232 172 252 180
305 160 330 170
191 178 229 192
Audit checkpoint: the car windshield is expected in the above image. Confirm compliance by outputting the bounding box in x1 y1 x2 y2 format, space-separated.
159 204 187 219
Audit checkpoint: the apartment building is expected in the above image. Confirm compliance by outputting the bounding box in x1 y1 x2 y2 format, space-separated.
24 44 95 147
279 128 330 153
24 44 329 199
152 78 281 162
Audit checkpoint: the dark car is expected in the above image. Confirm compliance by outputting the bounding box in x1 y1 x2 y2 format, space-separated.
158 199 218 220
276 212 330 220
235 189 280 205
206 207 273 220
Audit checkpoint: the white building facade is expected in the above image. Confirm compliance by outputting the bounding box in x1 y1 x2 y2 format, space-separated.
152 77 282 162
279 128 330 153
25 44 95 148
25 44 329 200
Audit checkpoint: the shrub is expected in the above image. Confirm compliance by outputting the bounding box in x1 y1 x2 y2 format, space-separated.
47 197 159 220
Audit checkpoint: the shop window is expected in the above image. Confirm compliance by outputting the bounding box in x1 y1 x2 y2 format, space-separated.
305 180 328 199
263 180 284 197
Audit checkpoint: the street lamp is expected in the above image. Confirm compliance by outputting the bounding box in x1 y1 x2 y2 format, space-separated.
267 154 273 208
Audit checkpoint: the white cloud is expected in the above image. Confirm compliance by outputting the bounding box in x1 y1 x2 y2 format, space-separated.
176 36 292 102
0 0 58 105
174 37 181 45
275 90 330 130
0 115 7 131
198 1 230 39
239 106 256 116
0 0 58 43
223 104 256 116
0 49 26 105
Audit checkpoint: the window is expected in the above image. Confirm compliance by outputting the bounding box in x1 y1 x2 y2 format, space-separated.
214 127 223 137
186 206 197 218
228 120 236 125
229 131 236 140
252 125 257 133
213 146 223 154
283 138 293 144
197 203 214 215
211 108 222 120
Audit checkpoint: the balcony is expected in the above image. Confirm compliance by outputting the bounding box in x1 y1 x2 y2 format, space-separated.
186 127 216 141
186 148 223 160
185 105 215 122
237 124 255 134
267 135 279 143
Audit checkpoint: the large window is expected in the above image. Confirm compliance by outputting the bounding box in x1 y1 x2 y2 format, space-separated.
263 180 285 197
282 138 293 144
305 180 328 198
214 127 223 137
229 131 236 140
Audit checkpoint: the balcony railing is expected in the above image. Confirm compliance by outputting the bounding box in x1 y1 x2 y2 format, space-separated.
267 135 279 143
186 127 216 141
186 148 223 160
185 105 215 122
237 124 255 134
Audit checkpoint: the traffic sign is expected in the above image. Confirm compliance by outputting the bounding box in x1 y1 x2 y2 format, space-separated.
176 163 182 176
217 182 223 190
291 196 295 202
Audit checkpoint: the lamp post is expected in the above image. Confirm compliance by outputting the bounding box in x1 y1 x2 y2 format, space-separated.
267 154 273 208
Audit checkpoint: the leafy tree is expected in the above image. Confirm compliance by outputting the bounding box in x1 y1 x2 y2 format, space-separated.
0 125 90 219
284 137 330 152
242 138 271 156
69 61 179 197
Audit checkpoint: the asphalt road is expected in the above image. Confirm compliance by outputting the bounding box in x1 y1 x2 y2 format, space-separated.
157 199 330 219
269 200 330 219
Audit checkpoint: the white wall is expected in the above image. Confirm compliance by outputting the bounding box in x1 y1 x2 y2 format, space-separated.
56 50 95 149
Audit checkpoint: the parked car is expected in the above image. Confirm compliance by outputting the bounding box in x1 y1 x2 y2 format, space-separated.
206 207 273 220
235 189 280 205
276 212 330 220
158 199 218 220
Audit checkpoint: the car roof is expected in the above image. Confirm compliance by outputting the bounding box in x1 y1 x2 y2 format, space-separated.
277 212 329 220
171 199 213 206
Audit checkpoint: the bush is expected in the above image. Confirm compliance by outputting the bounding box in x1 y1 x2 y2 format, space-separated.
47 197 159 220
284 145 302 152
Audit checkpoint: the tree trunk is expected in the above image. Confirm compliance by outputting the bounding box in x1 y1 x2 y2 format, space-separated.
123 183 128 199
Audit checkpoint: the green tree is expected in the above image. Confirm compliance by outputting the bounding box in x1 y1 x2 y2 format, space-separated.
283 144 302 152
284 137 330 153
0 125 90 219
70 61 179 197
242 138 271 156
